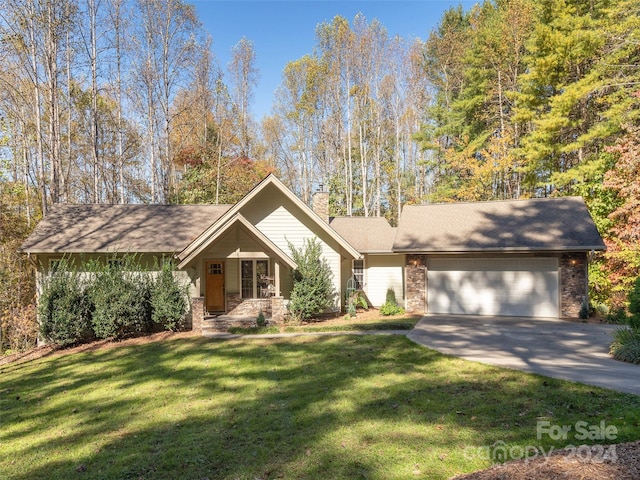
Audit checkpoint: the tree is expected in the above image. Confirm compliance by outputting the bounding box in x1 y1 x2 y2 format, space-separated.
228 37 259 159
133 0 201 203
601 121 640 306
0 178 38 352
287 238 336 321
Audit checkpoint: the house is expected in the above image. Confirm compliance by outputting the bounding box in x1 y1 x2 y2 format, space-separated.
21 174 605 331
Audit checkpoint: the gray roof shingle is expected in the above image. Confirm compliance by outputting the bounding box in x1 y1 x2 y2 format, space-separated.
20 204 232 254
393 196 606 252
329 216 396 253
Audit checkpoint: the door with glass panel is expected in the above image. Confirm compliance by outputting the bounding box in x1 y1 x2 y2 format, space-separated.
205 260 225 312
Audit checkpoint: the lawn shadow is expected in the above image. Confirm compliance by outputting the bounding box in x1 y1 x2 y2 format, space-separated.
3 335 639 480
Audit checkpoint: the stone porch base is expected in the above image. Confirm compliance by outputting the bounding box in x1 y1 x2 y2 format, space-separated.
191 296 288 334
201 315 282 334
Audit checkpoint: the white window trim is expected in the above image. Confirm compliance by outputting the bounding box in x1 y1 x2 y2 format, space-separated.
240 259 270 299
353 258 365 291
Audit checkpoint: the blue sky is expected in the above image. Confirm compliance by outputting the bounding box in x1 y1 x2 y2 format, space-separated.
192 1 478 119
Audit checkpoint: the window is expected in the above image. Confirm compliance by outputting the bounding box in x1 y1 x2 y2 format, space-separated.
353 259 364 290
241 260 269 298
208 262 223 275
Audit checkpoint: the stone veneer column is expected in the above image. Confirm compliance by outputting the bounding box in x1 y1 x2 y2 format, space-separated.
405 254 427 314
271 296 285 324
560 252 587 318
191 297 205 334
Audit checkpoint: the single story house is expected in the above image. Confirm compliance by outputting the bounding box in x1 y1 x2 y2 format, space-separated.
21 174 605 331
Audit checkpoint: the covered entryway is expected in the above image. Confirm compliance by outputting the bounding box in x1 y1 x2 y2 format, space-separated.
205 260 225 313
426 257 559 317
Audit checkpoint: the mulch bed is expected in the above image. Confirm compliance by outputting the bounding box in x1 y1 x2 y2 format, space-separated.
453 441 640 480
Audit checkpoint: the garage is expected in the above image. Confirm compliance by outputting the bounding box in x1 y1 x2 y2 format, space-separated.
426 257 559 317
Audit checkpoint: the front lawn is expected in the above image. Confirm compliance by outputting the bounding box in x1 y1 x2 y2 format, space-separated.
1 335 639 479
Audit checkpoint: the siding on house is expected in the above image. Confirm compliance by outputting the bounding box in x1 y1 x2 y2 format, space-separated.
364 254 405 307
254 203 342 309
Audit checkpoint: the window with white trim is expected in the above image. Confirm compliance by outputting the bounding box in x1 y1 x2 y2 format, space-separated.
353 259 364 290
241 259 269 298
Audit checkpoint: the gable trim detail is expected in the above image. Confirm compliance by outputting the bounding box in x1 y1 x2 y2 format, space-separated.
177 212 297 270
177 174 361 265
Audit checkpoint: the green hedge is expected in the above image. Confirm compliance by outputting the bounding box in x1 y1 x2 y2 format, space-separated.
150 260 188 331
38 255 188 346
88 258 152 339
38 259 93 346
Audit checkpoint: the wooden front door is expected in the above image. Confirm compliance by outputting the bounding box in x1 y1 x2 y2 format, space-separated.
205 260 225 313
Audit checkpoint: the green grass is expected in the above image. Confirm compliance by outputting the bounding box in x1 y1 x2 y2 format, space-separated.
1 335 639 479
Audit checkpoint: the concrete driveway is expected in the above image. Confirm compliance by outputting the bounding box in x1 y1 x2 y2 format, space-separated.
407 315 640 396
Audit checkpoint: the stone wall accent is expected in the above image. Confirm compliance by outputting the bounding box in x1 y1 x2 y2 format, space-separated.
560 252 588 318
203 317 263 333
312 190 330 223
271 296 287 324
226 294 272 316
191 297 205 333
405 254 427 314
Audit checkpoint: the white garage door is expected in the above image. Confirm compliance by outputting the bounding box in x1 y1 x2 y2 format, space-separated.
427 257 559 317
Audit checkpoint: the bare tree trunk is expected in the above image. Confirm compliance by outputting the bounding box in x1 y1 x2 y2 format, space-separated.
359 123 368 216
88 0 100 203
116 23 125 203
27 5 47 215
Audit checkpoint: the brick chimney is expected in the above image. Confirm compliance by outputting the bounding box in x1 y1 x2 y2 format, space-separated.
312 185 329 223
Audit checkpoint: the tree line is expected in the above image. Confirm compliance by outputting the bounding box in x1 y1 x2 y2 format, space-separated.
2 0 640 351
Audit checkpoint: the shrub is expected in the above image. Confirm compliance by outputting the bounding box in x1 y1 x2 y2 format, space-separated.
256 310 266 327
579 300 590 320
380 288 405 316
150 259 187 331
606 306 628 324
287 238 336 321
38 259 93 346
88 256 151 339
609 328 640 364
609 276 640 363
595 303 610 317
349 291 368 310
380 302 405 316
628 276 640 330
385 289 398 305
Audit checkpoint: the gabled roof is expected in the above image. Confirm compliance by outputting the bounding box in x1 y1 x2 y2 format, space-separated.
393 196 606 252
177 174 361 266
329 217 397 253
177 213 297 270
20 204 232 254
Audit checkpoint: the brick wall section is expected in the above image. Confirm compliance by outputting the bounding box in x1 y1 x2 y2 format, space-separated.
203 317 262 332
226 294 272 316
191 297 205 333
405 254 427 314
560 252 588 318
